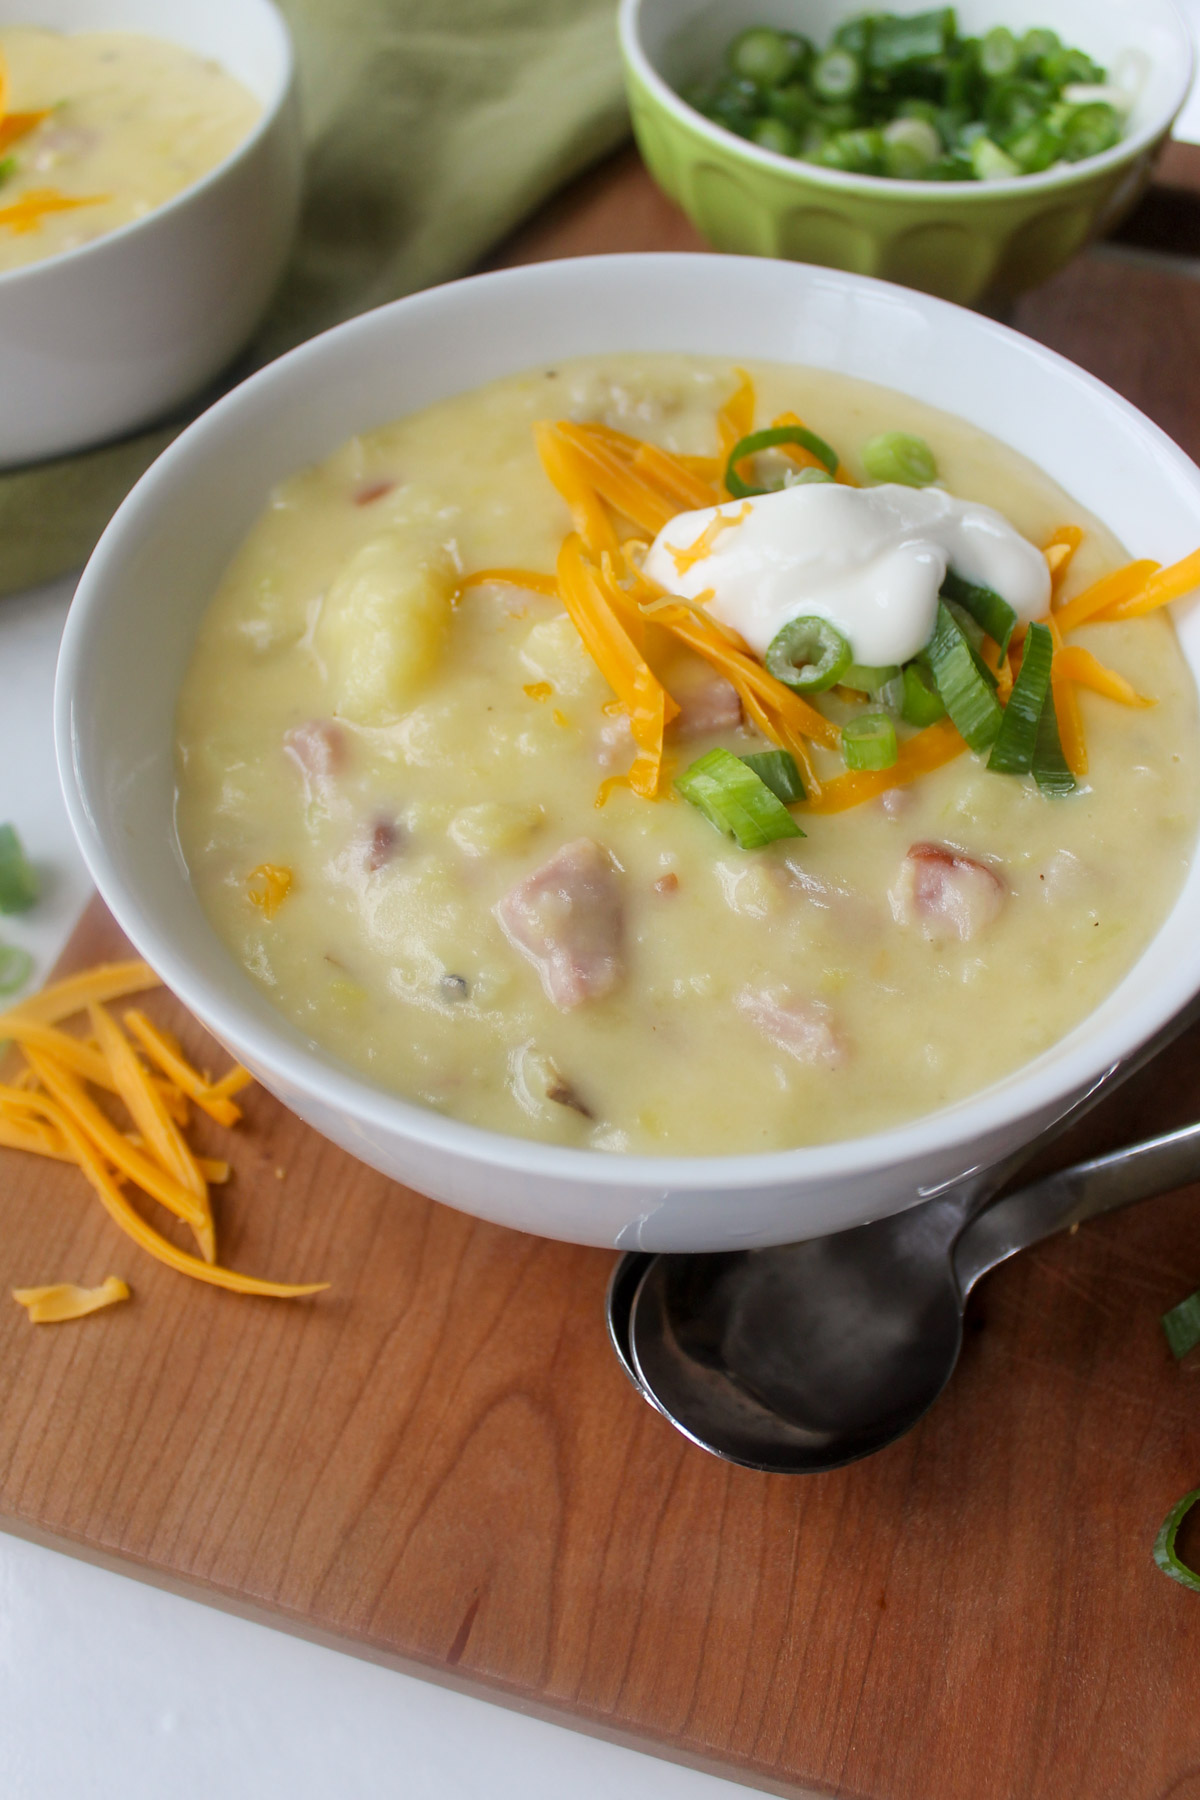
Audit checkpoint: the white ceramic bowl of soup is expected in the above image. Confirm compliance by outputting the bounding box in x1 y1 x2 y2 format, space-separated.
0 0 301 468
54 253 1200 1252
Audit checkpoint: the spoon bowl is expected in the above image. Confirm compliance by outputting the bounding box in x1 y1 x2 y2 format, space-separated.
622 1116 1200 1471
627 1197 970 1471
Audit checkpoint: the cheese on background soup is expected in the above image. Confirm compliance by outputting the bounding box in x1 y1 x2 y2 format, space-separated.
174 355 1200 1156
0 28 260 273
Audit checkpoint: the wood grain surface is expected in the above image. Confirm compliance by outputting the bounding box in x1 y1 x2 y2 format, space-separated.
4 150 1200 1800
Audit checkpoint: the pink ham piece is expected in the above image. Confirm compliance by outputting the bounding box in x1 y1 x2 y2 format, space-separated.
669 673 743 740
890 842 1005 942
735 989 846 1068
283 720 346 796
496 838 624 1009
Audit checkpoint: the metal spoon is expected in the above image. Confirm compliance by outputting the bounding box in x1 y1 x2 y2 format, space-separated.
619 1116 1200 1472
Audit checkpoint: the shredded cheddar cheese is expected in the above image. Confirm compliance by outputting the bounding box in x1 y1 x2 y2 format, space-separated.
1053 560 1161 635
0 964 326 1302
805 718 967 813
0 110 50 156
13 1276 130 1324
459 568 559 599
1053 646 1154 708
0 186 110 234
665 503 751 576
247 863 292 918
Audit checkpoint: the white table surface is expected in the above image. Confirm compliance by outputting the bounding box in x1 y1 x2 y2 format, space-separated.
6 35 1200 1787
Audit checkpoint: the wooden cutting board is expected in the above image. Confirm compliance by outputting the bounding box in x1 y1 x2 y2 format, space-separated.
5 153 1200 1800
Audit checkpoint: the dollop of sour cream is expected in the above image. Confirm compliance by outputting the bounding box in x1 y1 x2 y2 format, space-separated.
643 483 1052 668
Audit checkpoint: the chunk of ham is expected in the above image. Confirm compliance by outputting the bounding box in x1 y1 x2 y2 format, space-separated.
496 838 624 1009
669 674 742 740
284 720 346 796
735 989 846 1068
890 842 1005 942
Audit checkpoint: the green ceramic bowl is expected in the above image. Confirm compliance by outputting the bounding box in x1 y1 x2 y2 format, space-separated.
619 0 1193 303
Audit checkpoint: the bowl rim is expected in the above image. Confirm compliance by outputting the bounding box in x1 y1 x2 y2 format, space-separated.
0 0 295 293
617 0 1195 202
54 250 1200 1195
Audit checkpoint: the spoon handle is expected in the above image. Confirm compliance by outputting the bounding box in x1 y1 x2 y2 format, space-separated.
954 1117 1200 1295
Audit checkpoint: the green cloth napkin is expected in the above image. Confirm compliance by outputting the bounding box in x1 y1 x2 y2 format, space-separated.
0 0 628 597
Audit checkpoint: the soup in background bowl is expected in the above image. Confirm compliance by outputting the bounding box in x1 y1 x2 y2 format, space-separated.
53 254 1200 1251
0 26 261 273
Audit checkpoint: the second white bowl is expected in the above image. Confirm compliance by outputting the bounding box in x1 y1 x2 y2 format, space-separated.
0 0 301 468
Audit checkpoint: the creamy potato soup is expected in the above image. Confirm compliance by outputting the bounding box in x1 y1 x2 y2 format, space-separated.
0 29 260 273
175 356 1200 1155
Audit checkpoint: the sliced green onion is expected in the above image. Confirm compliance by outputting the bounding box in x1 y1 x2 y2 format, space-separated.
1020 27 1060 67
676 747 804 849
0 824 37 915
842 661 901 695
1032 685 1076 796
739 749 805 803
788 466 834 486
988 620 1052 775
925 601 1003 753
751 116 798 155
862 431 937 487
942 569 1018 658
765 82 815 129
942 598 999 687
0 943 33 996
1060 100 1121 162
867 8 953 73
831 15 872 56
728 25 801 88
901 659 947 727
811 46 862 102
1005 118 1062 173
1153 1488 1200 1594
815 126 884 174
979 25 1020 80
881 116 941 177
1163 1287 1200 1361
725 425 839 497
842 711 898 771
765 615 852 693
971 136 1020 181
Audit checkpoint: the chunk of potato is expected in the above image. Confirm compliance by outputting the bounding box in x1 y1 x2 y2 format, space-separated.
315 535 453 724
448 801 543 856
519 615 600 698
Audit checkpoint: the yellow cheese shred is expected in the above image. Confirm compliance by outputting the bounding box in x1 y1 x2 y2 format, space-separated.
25 1092 325 1298
13 1276 130 1324
0 186 110 234
804 717 967 813
0 958 325 1301
122 1010 246 1127
1044 609 1088 777
247 863 292 918
664 503 751 576
717 369 756 464
21 1046 214 1247
1094 546 1200 623
556 534 677 798
1053 645 1154 708
0 959 159 1028
89 1002 215 1262
458 567 559 599
1053 559 1160 636
0 109 50 155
